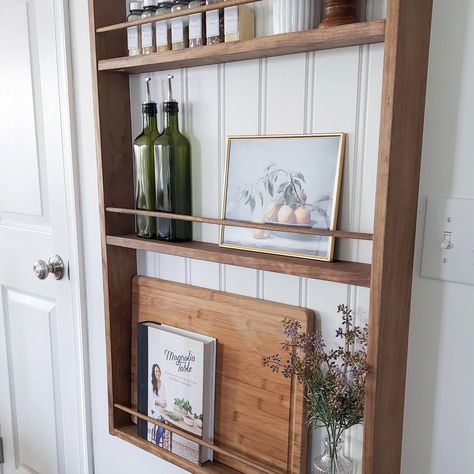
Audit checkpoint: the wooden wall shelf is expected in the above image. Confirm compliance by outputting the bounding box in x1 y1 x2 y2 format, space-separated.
107 235 371 287
89 0 434 471
98 21 386 74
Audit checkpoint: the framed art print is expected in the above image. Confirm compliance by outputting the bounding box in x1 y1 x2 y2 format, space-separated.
219 134 346 261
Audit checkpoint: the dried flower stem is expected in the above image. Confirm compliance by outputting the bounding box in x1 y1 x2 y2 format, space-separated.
263 304 369 465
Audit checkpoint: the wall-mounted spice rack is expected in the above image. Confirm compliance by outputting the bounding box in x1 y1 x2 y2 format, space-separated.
89 0 434 471
98 20 385 73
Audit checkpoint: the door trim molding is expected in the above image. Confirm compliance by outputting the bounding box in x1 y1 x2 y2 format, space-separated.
52 0 93 472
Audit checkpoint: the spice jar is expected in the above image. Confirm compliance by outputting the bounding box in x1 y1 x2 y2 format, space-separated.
188 0 205 48
224 0 255 43
205 0 224 45
141 0 159 54
127 1 144 56
171 0 190 50
155 1 173 51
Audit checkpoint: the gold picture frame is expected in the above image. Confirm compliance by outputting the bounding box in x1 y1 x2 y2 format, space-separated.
219 134 346 262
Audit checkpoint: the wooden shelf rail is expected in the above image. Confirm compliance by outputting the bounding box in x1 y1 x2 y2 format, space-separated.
106 234 372 287
114 404 279 474
96 0 261 34
106 207 374 241
98 21 386 74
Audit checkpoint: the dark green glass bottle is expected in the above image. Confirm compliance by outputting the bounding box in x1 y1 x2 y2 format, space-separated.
133 77 160 238
154 75 192 242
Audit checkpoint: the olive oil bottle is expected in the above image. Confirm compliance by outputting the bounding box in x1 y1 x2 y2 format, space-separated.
133 77 160 238
154 75 192 241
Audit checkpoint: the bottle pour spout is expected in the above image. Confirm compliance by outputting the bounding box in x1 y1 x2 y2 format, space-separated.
144 77 154 104
164 74 179 113
142 77 157 115
167 74 178 103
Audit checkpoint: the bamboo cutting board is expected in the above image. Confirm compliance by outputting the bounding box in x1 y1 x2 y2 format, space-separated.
132 276 313 473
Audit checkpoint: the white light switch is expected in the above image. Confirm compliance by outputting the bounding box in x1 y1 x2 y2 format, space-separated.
421 197 474 285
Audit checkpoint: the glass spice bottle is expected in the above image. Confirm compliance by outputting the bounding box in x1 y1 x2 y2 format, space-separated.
171 0 190 50
141 0 159 54
155 1 173 52
206 0 224 45
224 0 255 43
188 0 205 48
127 2 144 56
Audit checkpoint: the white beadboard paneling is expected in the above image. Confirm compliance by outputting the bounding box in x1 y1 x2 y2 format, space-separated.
223 266 258 297
262 271 301 306
307 279 349 349
157 254 186 283
312 46 361 262
224 60 260 134
265 54 307 134
189 260 220 290
188 65 221 243
262 53 308 305
223 59 261 298
129 74 143 140
136 250 158 277
357 43 384 263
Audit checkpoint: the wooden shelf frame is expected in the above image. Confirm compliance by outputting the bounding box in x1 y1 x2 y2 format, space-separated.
98 21 386 74
88 0 434 471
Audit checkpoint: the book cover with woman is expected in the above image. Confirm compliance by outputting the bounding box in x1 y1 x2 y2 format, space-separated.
137 322 216 465
150 363 167 446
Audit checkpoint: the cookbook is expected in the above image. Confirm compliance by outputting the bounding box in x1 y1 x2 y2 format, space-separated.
137 322 216 464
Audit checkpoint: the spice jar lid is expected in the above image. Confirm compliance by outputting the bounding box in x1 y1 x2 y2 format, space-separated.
158 1 173 6
130 1 144 10
143 0 158 8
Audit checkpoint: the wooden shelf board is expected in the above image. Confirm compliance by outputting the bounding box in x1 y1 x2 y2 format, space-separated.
115 425 242 473
98 21 385 74
106 234 371 287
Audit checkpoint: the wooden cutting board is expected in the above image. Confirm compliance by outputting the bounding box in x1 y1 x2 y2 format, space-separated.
132 276 313 473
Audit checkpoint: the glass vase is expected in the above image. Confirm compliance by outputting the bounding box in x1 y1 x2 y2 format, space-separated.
313 434 353 474
273 0 315 34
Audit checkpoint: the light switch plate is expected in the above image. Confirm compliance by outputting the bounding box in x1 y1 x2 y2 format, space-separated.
421 197 474 285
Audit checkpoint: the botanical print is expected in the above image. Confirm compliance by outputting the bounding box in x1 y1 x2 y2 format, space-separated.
220 135 345 261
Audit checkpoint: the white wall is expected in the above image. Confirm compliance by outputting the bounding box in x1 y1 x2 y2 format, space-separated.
69 0 473 473
402 1 474 473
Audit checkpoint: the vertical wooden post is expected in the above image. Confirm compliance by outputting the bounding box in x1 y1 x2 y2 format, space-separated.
88 0 137 431
363 0 433 472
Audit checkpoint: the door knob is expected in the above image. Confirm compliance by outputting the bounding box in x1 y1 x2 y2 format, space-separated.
33 255 65 280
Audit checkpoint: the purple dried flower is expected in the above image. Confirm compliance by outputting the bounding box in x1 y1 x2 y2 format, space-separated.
263 305 369 436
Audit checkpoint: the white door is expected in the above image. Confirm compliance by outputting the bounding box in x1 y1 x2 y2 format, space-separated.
0 0 89 473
